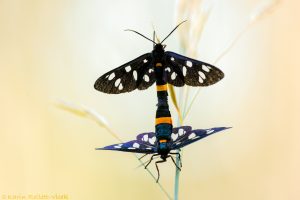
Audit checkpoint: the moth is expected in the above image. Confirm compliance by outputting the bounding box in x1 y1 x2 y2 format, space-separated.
94 21 224 94
96 126 231 182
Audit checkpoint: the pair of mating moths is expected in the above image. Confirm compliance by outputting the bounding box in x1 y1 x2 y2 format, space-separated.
94 21 231 182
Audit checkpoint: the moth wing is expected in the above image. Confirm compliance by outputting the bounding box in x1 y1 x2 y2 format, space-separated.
96 140 156 154
165 51 224 86
94 53 155 94
136 132 157 147
171 127 231 149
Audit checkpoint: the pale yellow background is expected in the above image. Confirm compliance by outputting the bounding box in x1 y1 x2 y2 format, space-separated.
0 0 299 199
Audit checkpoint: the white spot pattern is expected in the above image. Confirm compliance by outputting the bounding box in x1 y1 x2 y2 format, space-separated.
165 67 171 72
118 83 123 90
143 59 148 63
202 65 210 72
149 137 156 145
125 66 131 72
171 72 177 80
149 69 154 73
133 70 137 81
182 66 187 76
108 73 115 80
188 133 196 139
171 133 178 141
133 143 140 148
171 57 175 61
199 77 204 83
144 74 149 82
198 71 206 79
143 135 149 142
186 61 193 67
206 129 214 134
114 78 121 87
178 129 185 136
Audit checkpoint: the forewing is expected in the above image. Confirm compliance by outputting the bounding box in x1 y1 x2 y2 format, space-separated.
94 53 155 94
96 140 156 154
171 127 231 149
165 51 224 86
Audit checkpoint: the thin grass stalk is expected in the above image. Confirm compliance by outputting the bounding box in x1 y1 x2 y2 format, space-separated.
183 0 281 118
55 100 172 200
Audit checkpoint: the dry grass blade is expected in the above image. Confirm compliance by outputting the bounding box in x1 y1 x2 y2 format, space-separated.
55 99 172 199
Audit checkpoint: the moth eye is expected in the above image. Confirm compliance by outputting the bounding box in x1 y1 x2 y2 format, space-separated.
186 61 193 67
108 73 115 80
202 65 210 72
198 71 206 79
171 72 177 80
143 59 148 63
133 70 137 81
114 78 121 87
125 66 131 72
182 66 187 76
171 57 175 61
143 74 149 82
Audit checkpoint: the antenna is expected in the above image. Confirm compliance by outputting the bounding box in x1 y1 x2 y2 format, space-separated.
125 29 157 45
161 20 187 43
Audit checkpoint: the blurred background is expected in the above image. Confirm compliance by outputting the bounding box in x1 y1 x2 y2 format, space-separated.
0 0 299 199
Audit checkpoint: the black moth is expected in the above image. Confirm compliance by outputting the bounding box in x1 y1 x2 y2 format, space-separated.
94 21 224 94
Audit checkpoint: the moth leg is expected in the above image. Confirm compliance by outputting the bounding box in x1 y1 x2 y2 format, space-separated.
170 152 182 168
155 159 166 183
145 154 159 169
138 153 148 160
168 155 181 171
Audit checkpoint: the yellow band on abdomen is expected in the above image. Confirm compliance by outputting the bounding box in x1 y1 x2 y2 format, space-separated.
156 84 167 91
159 139 167 143
155 117 172 125
155 63 162 67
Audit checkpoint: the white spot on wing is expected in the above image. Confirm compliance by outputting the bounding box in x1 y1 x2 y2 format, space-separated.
165 67 171 72
178 129 184 136
143 74 149 82
118 83 123 90
133 70 137 81
125 66 131 72
206 129 214 134
143 59 148 63
171 57 175 61
199 77 204 83
186 61 193 67
133 142 140 148
171 72 177 80
114 145 121 149
188 133 196 139
149 69 154 73
182 66 187 76
202 65 210 72
149 137 156 145
108 73 115 80
128 147 135 149
198 71 206 79
171 133 178 141
114 78 121 87
143 135 149 142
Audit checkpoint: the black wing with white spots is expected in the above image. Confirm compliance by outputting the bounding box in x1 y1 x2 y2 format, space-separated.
94 53 155 94
136 131 157 147
171 127 231 150
165 51 224 86
96 140 156 154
